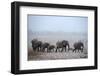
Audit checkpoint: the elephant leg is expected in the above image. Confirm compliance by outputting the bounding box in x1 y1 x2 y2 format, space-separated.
68 45 70 51
43 48 45 52
33 48 36 52
32 47 34 51
81 49 83 53
50 49 51 52
59 48 61 52
50 49 53 52
75 49 76 53
46 48 47 52
56 47 58 52
76 49 77 53
79 49 81 53
39 47 40 51
78 49 80 53
41 48 43 52
73 49 75 52
65 46 66 52
63 47 65 52
78 49 79 53
43 48 44 52
79 50 81 53
61 48 63 52
58 48 59 52
47 48 49 52
32 47 35 52
38 47 39 52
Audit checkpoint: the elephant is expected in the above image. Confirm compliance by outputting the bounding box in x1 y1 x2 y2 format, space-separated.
73 41 84 53
31 39 38 51
48 45 55 52
56 41 63 52
41 42 50 52
62 40 70 51
35 41 42 51
31 39 42 52
56 40 69 52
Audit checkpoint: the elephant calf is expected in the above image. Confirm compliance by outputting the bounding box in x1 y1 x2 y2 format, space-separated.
48 45 55 52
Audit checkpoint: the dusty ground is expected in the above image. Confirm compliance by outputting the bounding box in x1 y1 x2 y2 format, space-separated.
28 49 88 61
28 32 88 61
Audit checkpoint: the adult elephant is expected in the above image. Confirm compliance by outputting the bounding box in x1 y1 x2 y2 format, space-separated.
62 40 70 51
73 41 84 53
56 41 63 52
31 39 42 52
56 40 69 52
48 45 55 52
31 39 38 51
35 41 43 52
41 42 50 52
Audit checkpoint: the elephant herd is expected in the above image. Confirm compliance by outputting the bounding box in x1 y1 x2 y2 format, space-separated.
31 39 84 53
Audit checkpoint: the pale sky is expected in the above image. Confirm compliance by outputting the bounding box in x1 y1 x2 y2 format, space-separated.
28 15 88 33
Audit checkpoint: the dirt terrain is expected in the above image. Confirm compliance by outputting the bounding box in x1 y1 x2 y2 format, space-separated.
28 32 88 61
28 49 87 61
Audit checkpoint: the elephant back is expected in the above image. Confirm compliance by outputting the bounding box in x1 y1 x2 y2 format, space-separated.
48 45 55 50
56 41 63 48
42 42 50 48
74 41 84 49
62 40 69 46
